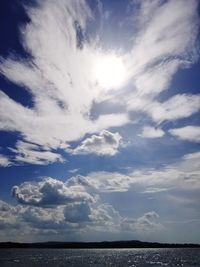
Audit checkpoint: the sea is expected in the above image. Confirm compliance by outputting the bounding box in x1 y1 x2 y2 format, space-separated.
0 248 200 267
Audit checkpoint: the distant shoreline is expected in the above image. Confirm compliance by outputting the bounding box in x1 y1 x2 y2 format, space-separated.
1 240 200 249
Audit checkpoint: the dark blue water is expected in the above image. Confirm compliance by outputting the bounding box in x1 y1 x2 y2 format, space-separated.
0 248 200 266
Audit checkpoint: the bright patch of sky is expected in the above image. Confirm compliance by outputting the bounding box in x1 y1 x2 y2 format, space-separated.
0 0 200 243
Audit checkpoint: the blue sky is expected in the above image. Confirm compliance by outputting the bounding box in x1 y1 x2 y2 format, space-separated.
0 0 200 243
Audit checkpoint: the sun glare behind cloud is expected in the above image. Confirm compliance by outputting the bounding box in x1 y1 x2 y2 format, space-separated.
94 54 126 89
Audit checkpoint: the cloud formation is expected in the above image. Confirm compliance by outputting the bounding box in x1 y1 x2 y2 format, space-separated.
0 194 162 242
0 172 164 241
0 0 199 165
0 200 19 230
128 94 200 124
69 151 200 193
169 126 200 142
72 130 122 156
121 212 162 233
10 141 64 165
2 150 200 241
140 126 165 138
68 172 132 192
0 0 128 165
12 177 95 206
0 155 11 167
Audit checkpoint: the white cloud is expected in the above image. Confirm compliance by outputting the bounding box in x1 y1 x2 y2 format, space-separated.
64 202 91 223
0 168 165 241
125 0 200 123
126 0 199 73
134 60 180 97
0 154 11 167
72 130 122 156
12 177 95 206
139 126 165 138
68 172 132 193
90 204 121 225
183 151 200 161
0 200 20 229
169 125 200 142
129 151 200 191
0 0 129 164
10 150 199 224
128 94 200 123
149 94 200 123
69 151 200 193
0 0 199 243
142 187 168 194
0 194 163 241
0 200 12 212
121 211 162 233
9 141 64 165
68 168 79 174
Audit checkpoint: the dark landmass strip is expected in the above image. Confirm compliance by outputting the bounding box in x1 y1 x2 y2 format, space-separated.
0 240 200 249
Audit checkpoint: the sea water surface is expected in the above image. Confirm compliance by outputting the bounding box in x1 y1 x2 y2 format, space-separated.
0 248 200 267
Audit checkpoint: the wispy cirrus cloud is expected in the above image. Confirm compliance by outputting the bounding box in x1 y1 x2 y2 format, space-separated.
10 141 64 165
68 151 200 193
128 94 200 124
0 0 199 166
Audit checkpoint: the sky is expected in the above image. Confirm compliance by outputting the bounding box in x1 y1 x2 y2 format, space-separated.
0 0 200 243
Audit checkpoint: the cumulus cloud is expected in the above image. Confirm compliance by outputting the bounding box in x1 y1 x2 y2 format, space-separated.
6 170 166 240
72 130 122 156
22 206 66 230
20 202 121 232
0 200 12 212
139 126 165 138
169 126 200 142
11 149 200 227
0 194 163 241
0 200 20 230
0 166 165 241
12 177 95 206
64 202 91 223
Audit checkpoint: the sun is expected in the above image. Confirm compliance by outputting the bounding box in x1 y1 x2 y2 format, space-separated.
94 54 126 89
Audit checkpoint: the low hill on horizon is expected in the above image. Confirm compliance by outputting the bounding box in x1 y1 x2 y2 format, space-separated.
1 240 200 249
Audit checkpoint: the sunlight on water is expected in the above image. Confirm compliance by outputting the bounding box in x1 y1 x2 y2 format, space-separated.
0 248 200 267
